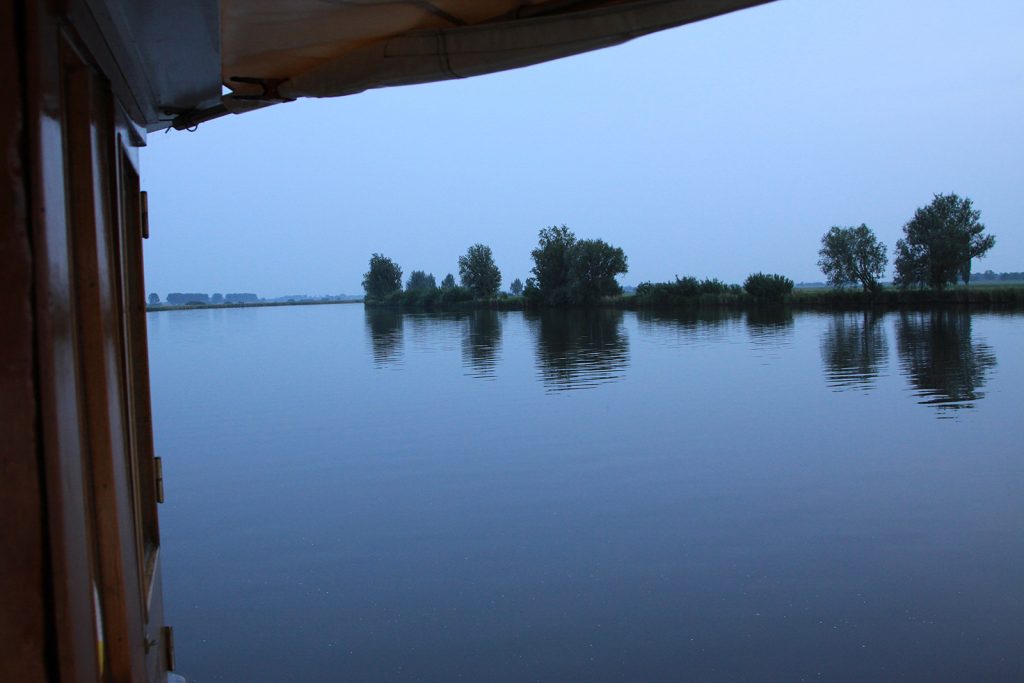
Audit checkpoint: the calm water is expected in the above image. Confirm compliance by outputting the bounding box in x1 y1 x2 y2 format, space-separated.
149 305 1024 682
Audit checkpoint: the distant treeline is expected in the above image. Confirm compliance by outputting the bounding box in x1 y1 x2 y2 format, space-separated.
160 292 258 305
971 270 1024 283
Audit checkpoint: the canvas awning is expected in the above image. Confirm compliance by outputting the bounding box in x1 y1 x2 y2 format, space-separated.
171 0 773 129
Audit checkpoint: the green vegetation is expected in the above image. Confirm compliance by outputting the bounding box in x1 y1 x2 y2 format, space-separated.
459 244 502 298
524 225 627 306
362 254 403 299
743 273 794 302
633 277 743 307
894 193 995 289
818 224 887 292
406 270 436 292
790 284 1024 308
362 195 1017 311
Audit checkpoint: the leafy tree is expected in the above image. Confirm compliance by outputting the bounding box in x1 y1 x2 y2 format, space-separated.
569 238 628 303
148 293 160 305
818 224 887 292
211 292 224 304
743 272 793 302
528 226 629 305
894 193 995 290
362 253 403 299
458 244 501 298
509 278 523 296
530 225 576 305
406 270 436 292
440 273 456 289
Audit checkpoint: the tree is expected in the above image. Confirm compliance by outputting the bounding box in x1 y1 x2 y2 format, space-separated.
818 224 888 292
211 292 224 304
406 270 436 292
569 238 628 303
148 293 160 305
441 273 456 289
458 244 501 298
528 226 629 305
509 278 523 296
530 225 576 304
362 253 403 299
894 193 995 290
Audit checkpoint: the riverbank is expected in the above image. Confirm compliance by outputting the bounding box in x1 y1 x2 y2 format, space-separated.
363 284 1024 312
785 284 1024 309
147 299 363 312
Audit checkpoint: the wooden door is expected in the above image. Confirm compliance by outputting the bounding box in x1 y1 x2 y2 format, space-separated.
2 1 171 680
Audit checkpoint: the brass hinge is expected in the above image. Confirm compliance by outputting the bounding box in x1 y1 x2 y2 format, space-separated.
154 456 164 504
163 626 176 671
140 191 150 239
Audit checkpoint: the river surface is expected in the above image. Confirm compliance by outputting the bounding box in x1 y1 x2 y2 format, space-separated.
149 305 1024 682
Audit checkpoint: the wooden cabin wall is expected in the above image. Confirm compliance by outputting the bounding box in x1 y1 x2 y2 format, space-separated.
2 1 169 681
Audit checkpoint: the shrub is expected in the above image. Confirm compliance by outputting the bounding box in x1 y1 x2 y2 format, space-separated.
743 272 793 302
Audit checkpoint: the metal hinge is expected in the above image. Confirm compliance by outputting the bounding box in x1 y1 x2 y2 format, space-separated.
163 626 176 671
154 456 164 504
140 191 150 239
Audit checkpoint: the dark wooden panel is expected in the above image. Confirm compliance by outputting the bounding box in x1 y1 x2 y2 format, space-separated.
0 1 51 681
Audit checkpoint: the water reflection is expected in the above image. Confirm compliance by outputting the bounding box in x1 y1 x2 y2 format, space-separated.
820 312 889 391
529 308 629 392
896 310 997 413
460 310 502 380
364 309 404 367
745 307 794 355
636 309 742 346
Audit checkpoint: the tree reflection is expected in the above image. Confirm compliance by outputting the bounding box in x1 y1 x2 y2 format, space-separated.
636 309 742 346
364 308 404 367
461 310 502 380
820 312 888 391
529 309 629 391
745 307 794 345
896 310 997 412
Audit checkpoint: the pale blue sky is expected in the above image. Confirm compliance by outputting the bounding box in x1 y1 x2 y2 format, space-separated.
143 0 1023 298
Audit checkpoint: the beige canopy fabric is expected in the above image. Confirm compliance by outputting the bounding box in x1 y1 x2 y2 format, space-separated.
217 0 774 116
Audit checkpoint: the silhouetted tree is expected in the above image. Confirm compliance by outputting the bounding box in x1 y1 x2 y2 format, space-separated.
441 273 456 289
362 253 403 300
894 193 995 289
529 225 576 305
148 293 160 305
458 244 501 298
818 224 887 291
406 270 436 292
569 238 628 303
509 278 523 296
211 292 224 304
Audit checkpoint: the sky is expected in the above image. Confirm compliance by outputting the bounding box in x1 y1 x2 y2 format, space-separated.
142 0 1024 298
